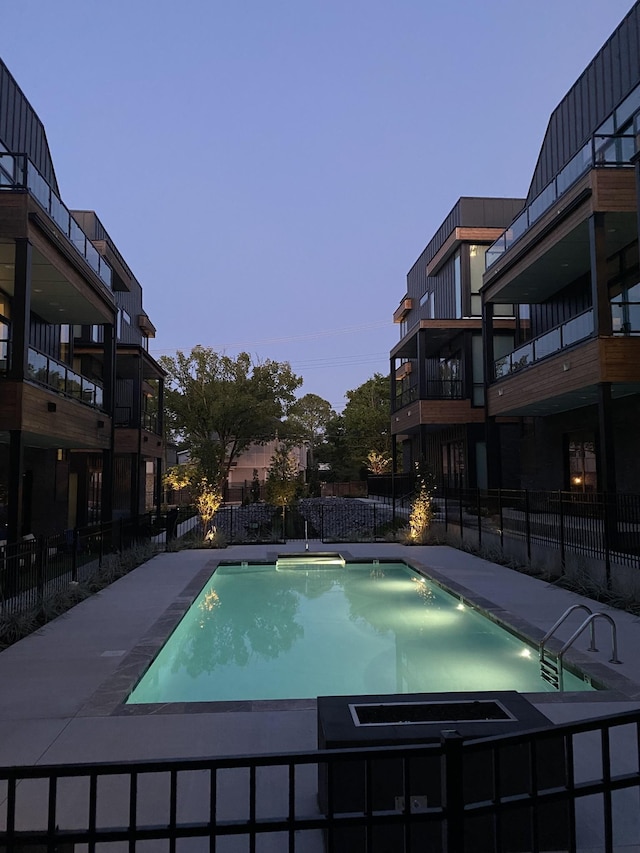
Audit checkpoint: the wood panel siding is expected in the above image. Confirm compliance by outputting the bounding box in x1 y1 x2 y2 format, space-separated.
487 336 640 416
0 192 29 239
600 336 640 382
0 380 111 447
426 227 505 276
392 399 485 434
591 169 637 211
393 298 413 323
115 428 164 458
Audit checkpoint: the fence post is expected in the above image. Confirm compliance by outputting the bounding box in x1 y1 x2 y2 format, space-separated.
498 488 504 549
321 503 325 543
524 490 531 563
558 491 565 575
36 535 45 606
476 488 482 548
373 503 377 540
444 486 448 533
230 506 234 545
72 528 79 580
459 489 464 542
603 494 612 591
442 731 465 851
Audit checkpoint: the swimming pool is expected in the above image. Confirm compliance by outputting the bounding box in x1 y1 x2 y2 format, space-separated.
126 558 594 704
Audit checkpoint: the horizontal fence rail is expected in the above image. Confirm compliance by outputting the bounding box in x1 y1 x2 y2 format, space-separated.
0 707 638 851
0 509 198 616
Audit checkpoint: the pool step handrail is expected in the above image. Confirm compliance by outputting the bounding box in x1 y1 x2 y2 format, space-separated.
539 604 594 691
557 612 622 691
540 606 622 691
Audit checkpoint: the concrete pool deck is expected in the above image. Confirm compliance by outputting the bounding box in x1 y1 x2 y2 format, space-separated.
0 541 638 767
0 542 639 850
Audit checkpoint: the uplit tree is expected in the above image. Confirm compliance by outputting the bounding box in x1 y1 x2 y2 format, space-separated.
160 347 302 490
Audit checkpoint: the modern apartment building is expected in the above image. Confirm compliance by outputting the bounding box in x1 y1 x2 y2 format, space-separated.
482 1 640 494
390 197 524 489
0 57 162 542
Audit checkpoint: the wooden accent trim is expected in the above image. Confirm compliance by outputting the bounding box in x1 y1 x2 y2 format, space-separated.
392 398 485 434
393 298 413 323
115 428 164 457
599 336 640 382
395 361 412 379
426 227 505 276
591 169 637 212
0 381 112 447
138 313 156 337
418 317 514 331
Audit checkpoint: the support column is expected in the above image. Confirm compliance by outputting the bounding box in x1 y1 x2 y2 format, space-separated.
7 430 24 543
416 328 427 400
597 382 616 494
482 301 501 488
9 239 32 382
589 213 612 336
101 321 116 524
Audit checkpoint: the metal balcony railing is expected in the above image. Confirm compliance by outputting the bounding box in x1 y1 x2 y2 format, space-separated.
393 380 464 410
494 309 593 379
486 134 635 269
26 347 104 408
0 152 113 289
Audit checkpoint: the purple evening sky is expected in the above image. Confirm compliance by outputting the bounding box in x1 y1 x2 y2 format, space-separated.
0 0 634 412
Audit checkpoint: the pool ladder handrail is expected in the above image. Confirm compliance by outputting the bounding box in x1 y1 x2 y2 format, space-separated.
540 605 622 691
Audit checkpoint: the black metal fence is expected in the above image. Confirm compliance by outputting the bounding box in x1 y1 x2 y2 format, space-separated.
0 509 198 615
435 488 640 577
0 706 637 851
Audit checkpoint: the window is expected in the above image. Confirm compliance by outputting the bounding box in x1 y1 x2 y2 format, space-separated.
442 441 465 489
454 251 462 319
469 245 487 317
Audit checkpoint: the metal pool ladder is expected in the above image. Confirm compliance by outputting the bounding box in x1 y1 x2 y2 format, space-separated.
539 604 622 690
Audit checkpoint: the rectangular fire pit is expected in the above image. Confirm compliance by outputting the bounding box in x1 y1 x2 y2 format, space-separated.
317 691 568 853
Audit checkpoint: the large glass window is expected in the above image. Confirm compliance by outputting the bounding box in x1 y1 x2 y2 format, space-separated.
611 281 640 335
454 251 462 319
469 245 487 317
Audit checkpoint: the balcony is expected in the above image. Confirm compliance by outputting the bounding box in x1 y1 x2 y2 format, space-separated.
393 380 464 412
25 347 104 409
0 153 112 290
494 310 594 380
115 406 160 434
485 134 635 270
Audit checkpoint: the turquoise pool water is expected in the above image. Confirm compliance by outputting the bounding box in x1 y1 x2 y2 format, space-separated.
127 561 594 703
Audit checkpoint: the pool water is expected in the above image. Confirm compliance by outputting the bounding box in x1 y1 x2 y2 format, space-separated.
127 561 594 703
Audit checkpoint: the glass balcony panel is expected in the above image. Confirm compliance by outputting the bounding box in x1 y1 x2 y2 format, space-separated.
26 164 50 209
66 370 83 399
50 194 70 234
485 235 506 269
528 182 556 225
97 258 112 288
0 152 14 181
425 380 463 399
0 340 9 371
593 134 634 165
504 211 528 249
510 343 533 371
70 219 86 254
85 242 100 274
562 310 593 346
627 304 640 332
494 356 510 379
534 328 561 360
27 349 49 383
615 84 640 130
556 143 591 195
47 362 65 393
94 386 103 408
82 381 96 405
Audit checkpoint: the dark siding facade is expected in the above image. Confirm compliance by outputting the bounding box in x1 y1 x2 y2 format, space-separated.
0 59 58 193
528 2 640 201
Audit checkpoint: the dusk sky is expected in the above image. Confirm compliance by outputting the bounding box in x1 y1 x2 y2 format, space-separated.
0 0 634 412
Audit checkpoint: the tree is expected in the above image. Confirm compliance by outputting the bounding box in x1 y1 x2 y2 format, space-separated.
341 373 391 477
160 347 302 490
285 393 334 493
264 445 300 509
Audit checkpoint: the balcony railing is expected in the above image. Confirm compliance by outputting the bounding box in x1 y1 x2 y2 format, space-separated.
486 134 635 270
0 153 113 290
393 380 464 410
115 406 160 434
26 347 104 408
494 309 593 379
